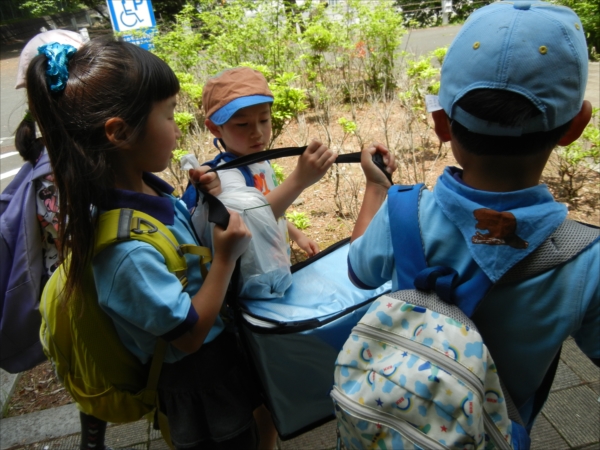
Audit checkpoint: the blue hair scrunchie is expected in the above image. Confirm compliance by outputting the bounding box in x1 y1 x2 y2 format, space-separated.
38 42 77 92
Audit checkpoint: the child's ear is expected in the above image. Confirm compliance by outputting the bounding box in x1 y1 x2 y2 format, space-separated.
205 119 222 138
432 110 452 142
105 118 132 148
557 100 592 146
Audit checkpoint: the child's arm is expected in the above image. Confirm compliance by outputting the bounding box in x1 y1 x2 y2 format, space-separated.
288 221 319 257
352 143 396 242
171 210 251 353
265 139 336 218
172 167 250 353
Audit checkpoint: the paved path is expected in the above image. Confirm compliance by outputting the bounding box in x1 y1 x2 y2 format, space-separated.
1 24 599 450
1 337 598 449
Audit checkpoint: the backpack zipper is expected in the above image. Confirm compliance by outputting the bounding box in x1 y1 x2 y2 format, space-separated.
353 323 512 450
331 386 449 450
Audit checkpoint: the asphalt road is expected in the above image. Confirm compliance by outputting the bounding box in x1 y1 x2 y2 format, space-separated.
0 41 27 191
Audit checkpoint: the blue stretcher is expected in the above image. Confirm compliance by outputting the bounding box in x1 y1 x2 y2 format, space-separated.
238 239 391 440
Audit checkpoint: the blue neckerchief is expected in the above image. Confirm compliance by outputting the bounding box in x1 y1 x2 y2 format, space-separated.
433 167 567 282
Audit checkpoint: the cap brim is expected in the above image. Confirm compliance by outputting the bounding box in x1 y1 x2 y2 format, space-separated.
209 95 274 125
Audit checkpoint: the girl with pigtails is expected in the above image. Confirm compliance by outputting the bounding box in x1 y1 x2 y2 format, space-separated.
26 36 261 450
12 30 111 450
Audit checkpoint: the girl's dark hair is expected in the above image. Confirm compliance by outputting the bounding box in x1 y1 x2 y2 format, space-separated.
15 116 44 164
25 37 179 301
451 89 571 156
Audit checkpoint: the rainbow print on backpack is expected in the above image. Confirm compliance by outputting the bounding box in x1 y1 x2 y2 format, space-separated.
332 290 521 450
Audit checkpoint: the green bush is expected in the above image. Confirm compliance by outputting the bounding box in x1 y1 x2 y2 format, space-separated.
286 211 310 230
195 0 299 75
394 0 493 28
174 112 195 134
349 0 405 93
271 163 286 185
270 73 308 144
550 0 599 60
338 117 357 135
401 47 447 110
153 4 205 71
553 107 600 200
171 149 189 164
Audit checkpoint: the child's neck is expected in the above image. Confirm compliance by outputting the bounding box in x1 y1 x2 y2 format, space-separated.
112 168 159 196
114 178 158 195
462 169 541 192
455 146 551 192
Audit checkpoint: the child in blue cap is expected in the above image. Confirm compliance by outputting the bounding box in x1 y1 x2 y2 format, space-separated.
349 0 598 433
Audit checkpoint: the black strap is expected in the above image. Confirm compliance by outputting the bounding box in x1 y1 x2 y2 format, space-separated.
208 146 308 171
201 145 393 229
529 346 562 426
206 145 393 184
202 191 230 229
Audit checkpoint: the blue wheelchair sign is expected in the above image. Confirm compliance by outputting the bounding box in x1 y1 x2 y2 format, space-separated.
107 0 156 32
106 0 157 49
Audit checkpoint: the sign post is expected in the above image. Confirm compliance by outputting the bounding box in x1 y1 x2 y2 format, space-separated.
441 0 453 25
106 0 157 50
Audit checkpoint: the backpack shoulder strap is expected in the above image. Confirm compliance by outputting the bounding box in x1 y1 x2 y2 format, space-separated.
92 209 209 413
31 151 52 180
500 219 600 284
203 152 255 188
95 208 212 283
387 184 427 289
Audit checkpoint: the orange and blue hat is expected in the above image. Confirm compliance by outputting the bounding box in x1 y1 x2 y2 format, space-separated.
202 67 274 126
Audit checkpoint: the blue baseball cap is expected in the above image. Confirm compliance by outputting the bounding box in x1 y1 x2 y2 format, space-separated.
203 67 274 126
438 1 588 136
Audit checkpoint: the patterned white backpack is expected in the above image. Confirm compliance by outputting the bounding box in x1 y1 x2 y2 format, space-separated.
331 184 599 450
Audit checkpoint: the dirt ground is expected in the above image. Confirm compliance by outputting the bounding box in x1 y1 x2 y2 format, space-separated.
5 107 599 418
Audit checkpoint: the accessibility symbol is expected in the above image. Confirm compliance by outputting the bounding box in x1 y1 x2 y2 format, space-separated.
106 0 157 32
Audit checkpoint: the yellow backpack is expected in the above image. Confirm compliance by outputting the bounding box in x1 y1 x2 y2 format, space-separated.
39 208 211 444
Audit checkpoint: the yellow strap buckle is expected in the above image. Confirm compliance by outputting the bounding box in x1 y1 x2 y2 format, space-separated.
179 245 212 279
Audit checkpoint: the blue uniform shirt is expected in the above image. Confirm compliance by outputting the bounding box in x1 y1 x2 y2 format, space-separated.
348 167 600 427
93 173 224 364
